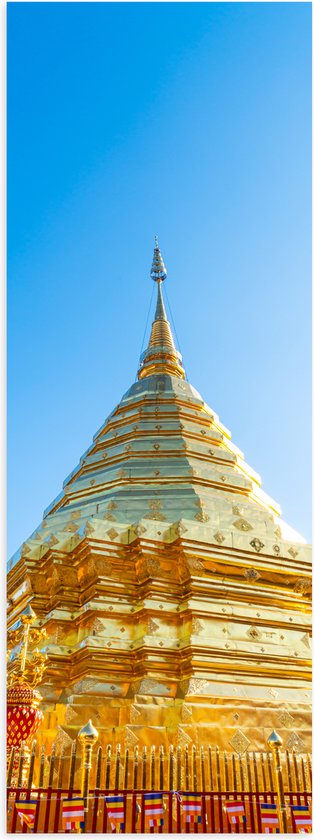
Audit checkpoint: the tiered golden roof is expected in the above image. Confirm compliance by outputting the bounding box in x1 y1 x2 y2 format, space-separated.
7 243 311 755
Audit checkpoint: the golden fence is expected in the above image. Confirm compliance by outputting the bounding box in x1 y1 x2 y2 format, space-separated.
7 739 312 794
6 734 312 833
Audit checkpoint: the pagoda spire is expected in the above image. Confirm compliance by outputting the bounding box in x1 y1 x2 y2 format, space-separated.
150 236 167 283
151 237 168 322
138 240 185 380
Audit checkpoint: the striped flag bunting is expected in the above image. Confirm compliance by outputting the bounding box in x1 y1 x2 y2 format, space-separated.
291 805 312 833
224 800 247 825
144 792 164 829
260 803 280 833
181 793 202 826
62 798 85 831
105 794 125 833
15 800 37 829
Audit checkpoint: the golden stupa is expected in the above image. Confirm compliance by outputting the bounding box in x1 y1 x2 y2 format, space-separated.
7 241 311 758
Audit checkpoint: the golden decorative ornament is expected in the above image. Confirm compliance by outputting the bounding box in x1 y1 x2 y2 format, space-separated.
229 730 251 754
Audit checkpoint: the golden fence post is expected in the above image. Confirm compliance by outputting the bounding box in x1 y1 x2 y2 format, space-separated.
27 740 37 789
114 744 120 790
239 753 245 791
105 745 111 789
252 752 259 792
151 746 155 791
169 745 174 791
261 753 267 792
68 741 77 790
7 747 15 787
159 746 164 791
286 750 293 792
266 750 275 793
216 747 222 793
307 754 312 791
142 746 147 790
133 746 138 790
300 756 307 791
201 747 206 791
124 748 129 790
232 753 237 792
38 745 45 788
293 750 301 792
17 742 26 788
268 731 287 833
57 745 65 790
176 746 181 791
95 746 102 790
192 745 197 791
184 746 189 790
208 747 213 791
78 719 99 834
48 744 56 788
224 752 229 792
246 753 253 794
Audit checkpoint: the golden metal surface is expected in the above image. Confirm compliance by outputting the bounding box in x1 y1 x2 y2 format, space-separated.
7 245 311 755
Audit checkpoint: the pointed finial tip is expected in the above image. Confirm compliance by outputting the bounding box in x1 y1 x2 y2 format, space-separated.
151 238 167 282
78 719 99 742
267 730 283 748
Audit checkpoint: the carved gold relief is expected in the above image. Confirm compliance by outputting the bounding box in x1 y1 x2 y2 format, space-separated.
229 730 251 754
175 522 187 536
147 619 159 634
146 558 161 576
250 538 264 553
243 568 260 582
194 510 209 522
277 711 294 728
233 518 252 532
285 732 305 753
64 705 79 724
192 618 204 634
130 706 142 724
107 528 119 540
294 578 311 595
125 727 139 748
247 625 261 640
54 726 74 754
214 531 225 544
177 726 193 746
187 557 204 572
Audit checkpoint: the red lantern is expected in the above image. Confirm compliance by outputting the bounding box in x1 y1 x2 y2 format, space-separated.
7 683 44 749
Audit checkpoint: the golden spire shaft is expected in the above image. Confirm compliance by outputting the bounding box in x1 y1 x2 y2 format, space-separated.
154 280 167 321
138 240 185 380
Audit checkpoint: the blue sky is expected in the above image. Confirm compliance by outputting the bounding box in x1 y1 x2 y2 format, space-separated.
7 2 311 557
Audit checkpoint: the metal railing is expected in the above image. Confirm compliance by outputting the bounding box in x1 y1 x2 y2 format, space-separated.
7 736 312 833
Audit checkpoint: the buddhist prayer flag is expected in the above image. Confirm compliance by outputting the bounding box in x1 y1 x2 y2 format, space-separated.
15 800 37 829
225 800 247 825
291 805 312 833
144 792 164 829
260 803 280 833
181 793 202 825
105 795 125 833
62 798 85 831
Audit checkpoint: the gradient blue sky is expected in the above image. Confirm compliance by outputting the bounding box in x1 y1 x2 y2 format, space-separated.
8 2 311 557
